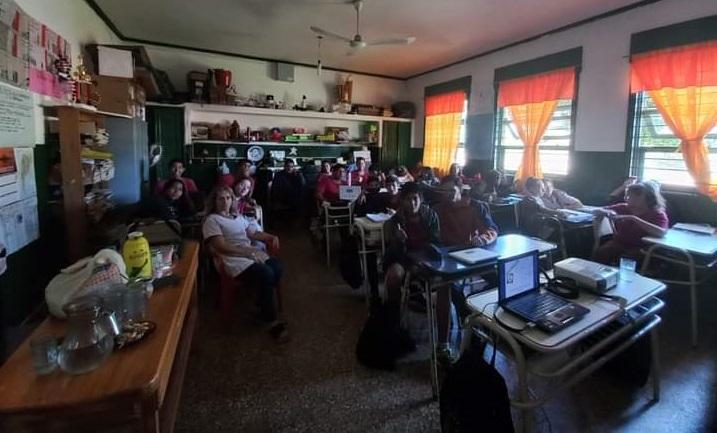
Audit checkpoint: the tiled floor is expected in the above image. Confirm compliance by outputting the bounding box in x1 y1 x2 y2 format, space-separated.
175 228 717 433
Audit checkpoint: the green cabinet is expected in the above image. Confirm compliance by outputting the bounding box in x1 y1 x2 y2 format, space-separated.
380 121 413 170
147 106 185 185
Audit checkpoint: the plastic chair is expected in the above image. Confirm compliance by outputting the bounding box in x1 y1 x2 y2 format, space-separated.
322 201 354 266
206 240 282 322
354 217 387 305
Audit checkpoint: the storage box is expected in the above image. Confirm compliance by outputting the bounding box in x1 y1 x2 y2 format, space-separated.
94 75 144 116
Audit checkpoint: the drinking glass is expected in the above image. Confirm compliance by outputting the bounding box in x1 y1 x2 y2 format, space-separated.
619 257 637 279
30 336 59 375
124 285 148 322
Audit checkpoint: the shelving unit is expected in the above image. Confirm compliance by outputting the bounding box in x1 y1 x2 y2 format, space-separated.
48 105 129 261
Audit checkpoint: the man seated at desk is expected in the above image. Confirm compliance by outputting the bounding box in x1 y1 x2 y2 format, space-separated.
270 158 305 215
434 182 498 360
383 182 440 342
541 179 583 210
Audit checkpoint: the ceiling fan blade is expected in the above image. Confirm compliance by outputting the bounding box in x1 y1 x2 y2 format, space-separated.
367 36 416 46
310 26 352 43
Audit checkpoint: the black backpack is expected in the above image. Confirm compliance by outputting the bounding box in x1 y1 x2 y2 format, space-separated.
339 235 364 290
356 303 416 371
440 342 515 433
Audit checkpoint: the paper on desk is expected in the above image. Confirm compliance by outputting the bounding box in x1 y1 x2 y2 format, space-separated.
672 223 715 235
366 213 392 223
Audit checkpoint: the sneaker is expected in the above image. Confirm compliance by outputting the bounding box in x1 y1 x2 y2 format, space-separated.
268 321 290 344
437 344 457 367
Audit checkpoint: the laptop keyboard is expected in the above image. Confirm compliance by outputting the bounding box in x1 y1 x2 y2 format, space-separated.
508 293 568 321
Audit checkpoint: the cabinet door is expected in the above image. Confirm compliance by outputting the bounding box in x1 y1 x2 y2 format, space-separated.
147 107 185 183
381 121 399 170
396 122 412 167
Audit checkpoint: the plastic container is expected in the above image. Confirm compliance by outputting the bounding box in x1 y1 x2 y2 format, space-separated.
123 232 152 279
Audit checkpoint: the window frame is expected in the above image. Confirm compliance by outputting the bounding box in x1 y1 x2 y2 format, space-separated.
628 91 717 192
493 93 578 178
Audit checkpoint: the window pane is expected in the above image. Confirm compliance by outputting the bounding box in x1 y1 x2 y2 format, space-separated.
454 100 469 165
497 99 572 174
632 93 717 187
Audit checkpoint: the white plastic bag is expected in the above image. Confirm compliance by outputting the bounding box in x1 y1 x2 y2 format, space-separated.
45 249 126 318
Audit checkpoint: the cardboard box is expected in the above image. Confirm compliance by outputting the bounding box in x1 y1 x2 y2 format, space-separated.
94 75 143 116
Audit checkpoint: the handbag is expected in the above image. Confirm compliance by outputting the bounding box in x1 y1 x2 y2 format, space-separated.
45 249 126 318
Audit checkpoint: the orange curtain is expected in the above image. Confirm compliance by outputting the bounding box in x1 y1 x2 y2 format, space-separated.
423 90 465 175
631 42 717 199
498 67 575 184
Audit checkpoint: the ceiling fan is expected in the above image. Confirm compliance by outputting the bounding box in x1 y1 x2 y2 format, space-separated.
310 0 415 53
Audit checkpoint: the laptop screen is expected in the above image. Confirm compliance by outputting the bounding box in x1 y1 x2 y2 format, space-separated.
498 250 539 301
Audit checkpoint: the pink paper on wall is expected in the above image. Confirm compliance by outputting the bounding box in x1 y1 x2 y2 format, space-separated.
29 68 65 99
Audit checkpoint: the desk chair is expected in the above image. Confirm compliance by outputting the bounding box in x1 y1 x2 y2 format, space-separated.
321 201 354 267
354 218 387 305
640 243 717 346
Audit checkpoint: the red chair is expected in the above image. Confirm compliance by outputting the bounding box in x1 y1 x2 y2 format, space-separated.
209 243 282 322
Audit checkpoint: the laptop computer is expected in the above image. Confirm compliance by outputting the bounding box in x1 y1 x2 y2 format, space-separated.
498 250 589 333
448 247 500 265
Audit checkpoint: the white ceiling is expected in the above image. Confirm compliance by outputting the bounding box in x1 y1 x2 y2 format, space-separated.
94 0 649 78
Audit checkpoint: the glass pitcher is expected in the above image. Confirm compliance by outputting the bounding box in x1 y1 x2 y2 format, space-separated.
58 295 115 375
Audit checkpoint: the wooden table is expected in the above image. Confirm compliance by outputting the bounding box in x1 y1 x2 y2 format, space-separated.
0 241 199 433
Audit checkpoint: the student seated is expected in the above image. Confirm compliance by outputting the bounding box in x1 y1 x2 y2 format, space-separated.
541 179 583 210
154 159 199 196
607 176 638 204
473 169 506 201
395 165 415 185
355 176 388 216
368 164 387 186
202 186 287 341
146 178 196 222
592 182 668 265
433 182 498 358
441 163 465 188
315 164 346 205
270 158 306 212
518 177 565 236
383 182 441 327
383 175 401 211
350 157 369 188
224 160 255 193
417 166 441 187
233 178 258 216
317 160 332 183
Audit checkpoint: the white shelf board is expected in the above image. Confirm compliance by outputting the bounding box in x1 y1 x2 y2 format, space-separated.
184 102 413 123
191 140 370 148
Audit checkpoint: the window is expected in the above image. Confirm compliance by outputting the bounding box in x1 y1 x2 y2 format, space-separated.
455 100 468 166
630 92 717 188
495 99 573 176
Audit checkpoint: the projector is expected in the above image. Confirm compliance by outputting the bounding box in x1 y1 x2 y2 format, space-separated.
554 258 618 292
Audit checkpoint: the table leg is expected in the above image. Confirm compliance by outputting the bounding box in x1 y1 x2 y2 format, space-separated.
138 409 159 433
425 279 439 399
688 259 698 347
650 327 661 401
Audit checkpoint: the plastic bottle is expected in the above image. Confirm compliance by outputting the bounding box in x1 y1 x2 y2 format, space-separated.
123 232 152 279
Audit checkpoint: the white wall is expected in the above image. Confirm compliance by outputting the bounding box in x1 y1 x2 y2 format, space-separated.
406 0 717 152
144 45 407 109
15 0 121 144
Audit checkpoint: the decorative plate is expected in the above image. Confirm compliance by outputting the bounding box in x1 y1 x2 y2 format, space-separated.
224 146 238 158
115 321 156 349
247 145 265 162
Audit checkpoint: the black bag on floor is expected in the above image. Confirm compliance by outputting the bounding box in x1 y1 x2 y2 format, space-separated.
339 235 363 289
356 303 415 371
440 342 514 433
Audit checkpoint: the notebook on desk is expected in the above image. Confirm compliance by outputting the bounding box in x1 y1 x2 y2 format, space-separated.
559 209 593 223
448 247 499 265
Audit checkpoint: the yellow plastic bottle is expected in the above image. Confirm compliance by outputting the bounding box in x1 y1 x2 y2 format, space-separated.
123 232 152 279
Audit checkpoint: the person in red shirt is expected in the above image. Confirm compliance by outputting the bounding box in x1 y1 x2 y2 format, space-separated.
350 157 369 188
593 182 668 265
155 159 199 195
315 164 346 205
